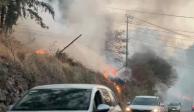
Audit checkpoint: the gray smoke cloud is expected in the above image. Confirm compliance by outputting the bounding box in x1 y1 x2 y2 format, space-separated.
14 0 114 72
12 0 194 108
109 0 194 109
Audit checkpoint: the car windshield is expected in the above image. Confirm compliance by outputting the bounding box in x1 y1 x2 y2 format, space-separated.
168 103 180 106
132 97 159 105
12 88 92 111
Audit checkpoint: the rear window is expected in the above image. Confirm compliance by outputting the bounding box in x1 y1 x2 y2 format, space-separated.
12 88 92 111
132 97 159 106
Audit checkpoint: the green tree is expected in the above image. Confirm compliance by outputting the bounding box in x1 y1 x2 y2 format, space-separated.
0 0 54 33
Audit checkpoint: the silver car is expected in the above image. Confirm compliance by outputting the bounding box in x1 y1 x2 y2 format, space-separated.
126 96 163 112
8 84 122 112
168 102 181 112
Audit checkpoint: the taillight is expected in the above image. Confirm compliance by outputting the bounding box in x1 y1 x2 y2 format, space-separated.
192 106 194 109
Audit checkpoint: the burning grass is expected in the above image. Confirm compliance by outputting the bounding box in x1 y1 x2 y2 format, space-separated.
0 36 134 111
103 66 117 79
34 49 48 55
103 66 125 94
0 37 124 111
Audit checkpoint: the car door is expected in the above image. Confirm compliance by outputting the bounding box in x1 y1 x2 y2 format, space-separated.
99 88 122 112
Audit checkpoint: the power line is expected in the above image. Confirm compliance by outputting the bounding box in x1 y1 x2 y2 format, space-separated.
129 30 194 51
130 40 194 70
130 36 190 50
118 22 194 37
109 7 194 19
114 23 194 41
109 7 194 38
126 23 194 41
114 22 194 45
130 38 194 70
110 9 194 37
131 15 194 38
130 37 185 50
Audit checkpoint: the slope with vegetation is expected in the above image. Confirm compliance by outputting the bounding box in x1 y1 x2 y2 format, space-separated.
0 0 114 111
0 0 178 111
0 36 114 111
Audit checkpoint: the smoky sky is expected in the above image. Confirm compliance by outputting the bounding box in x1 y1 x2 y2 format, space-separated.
14 1 194 106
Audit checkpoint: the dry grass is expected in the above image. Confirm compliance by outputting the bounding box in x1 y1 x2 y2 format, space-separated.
0 36 124 112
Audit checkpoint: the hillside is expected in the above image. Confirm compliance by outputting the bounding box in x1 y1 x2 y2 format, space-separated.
0 37 113 111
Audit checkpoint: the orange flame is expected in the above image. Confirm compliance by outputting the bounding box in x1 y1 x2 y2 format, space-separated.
103 66 117 79
34 49 48 55
103 66 123 93
115 85 122 94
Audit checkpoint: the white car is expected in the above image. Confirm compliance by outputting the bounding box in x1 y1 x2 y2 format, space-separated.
126 96 163 112
8 84 122 112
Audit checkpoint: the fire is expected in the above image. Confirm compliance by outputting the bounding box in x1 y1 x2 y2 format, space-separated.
103 66 123 94
34 49 48 55
115 85 122 94
103 66 117 79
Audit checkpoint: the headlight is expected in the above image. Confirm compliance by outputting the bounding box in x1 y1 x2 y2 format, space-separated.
152 108 160 112
126 107 131 112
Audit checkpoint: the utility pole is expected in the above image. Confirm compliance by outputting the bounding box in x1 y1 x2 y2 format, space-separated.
125 15 133 68
126 16 129 68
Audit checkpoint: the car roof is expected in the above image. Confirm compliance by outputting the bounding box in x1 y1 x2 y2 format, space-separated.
135 96 159 98
31 84 111 90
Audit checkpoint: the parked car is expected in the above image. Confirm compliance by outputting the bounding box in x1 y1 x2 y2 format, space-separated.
8 84 122 112
168 102 181 112
125 96 164 112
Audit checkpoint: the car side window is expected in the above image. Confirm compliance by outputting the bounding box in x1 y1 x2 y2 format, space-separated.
99 89 114 106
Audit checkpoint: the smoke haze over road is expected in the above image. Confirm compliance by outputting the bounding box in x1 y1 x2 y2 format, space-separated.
13 0 194 109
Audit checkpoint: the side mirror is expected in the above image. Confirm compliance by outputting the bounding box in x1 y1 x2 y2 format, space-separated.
8 105 13 110
97 104 110 112
127 101 131 105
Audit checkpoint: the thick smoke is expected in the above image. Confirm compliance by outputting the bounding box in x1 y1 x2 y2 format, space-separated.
13 0 194 108
166 45 194 110
14 0 114 71
129 50 177 99
109 0 194 108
